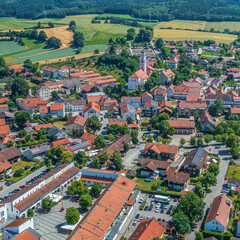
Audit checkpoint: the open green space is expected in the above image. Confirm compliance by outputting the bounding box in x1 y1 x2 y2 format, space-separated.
205 21 240 32
0 41 27 55
11 160 36 172
136 177 162 192
12 46 52 58
226 165 240 179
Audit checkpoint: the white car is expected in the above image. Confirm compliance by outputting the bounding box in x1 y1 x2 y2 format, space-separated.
155 209 159 213
139 198 144 203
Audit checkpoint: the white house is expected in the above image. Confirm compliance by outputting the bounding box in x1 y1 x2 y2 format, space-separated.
128 69 149 91
204 194 232 233
82 102 100 118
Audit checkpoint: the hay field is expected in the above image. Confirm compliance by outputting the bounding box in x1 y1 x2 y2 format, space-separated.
204 21 240 32
38 26 73 48
153 29 237 43
157 20 206 30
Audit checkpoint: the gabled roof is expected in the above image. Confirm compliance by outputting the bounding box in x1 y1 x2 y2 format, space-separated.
141 91 153 99
34 123 53 131
205 194 232 227
165 166 189 184
162 69 175 78
0 146 22 161
129 219 165 240
0 159 12 173
182 147 208 168
129 69 149 80
178 101 207 109
83 101 100 113
50 102 64 111
0 125 10 135
4 218 31 228
168 120 195 129
199 111 215 126
65 115 87 127
144 143 179 155
50 138 70 147
80 132 97 145
138 158 170 172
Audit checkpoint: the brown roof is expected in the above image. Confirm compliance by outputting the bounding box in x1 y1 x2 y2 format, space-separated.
80 132 97 145
129 69 149 80
138 158 170 172
50 102 64 111
66 98 86 106
158 100 171 109
4 218 30 228
0 125 10 135
50 138 70 147
162 69 175 78
65 115 87 127
178 101 207 109
165 166 189 184
12 229 40 240
0 146 22 162
231 107 240 114
182 148 208 168
205 194 232 227
167 120 195 129
129 219 165 240
82 85 93 92
199 111 215 126
14 166 80 212
34 123 53 131
144 142 179 155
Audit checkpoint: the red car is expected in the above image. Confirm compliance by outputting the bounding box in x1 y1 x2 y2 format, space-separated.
20 185 26 188
31 178 36 181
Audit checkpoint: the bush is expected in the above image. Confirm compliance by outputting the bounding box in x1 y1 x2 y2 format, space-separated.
14 168 24 177
202 230 233 240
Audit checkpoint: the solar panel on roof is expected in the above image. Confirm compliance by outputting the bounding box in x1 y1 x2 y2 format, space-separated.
193 148 204 165
41 145 49 151
70 141 89 151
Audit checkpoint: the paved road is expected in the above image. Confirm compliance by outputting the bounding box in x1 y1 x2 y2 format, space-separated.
185 147 230 240
0 166 46 198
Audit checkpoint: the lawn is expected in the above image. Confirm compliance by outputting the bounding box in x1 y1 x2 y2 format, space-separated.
53 121 66 129
0 41 26 55
11 160 36 172
153 29 237 44
226 165 240 179
157 20 206 31
135 177 162 192
201 51 222 56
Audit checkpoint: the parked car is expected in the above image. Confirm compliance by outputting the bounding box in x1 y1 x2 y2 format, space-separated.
132 220 137 226
5 181 13 186
135 214 140 219
149 206 153 211
174 198 178 202
157 218 161 221
162 219 166 222
20 185 26 188
161 209 164 214
155 209 159 213
139 198 144 203
144 206 149 211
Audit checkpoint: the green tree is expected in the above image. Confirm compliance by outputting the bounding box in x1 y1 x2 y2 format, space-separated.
158 120 175 138
107 134 115 141
126 28 136 40
195 231 204 240
197 137 203 146
38 31 47 42
69 21 76 31
94 134 107 149
227 134 239 147
132 136 139 145
48 22 54 28
190 136 196 146
112 150 122 170
46 37 62 49
67 180 89 197
131 129 138 138
150 115 158 128
123 142 130 153
155 38 164 48
92 157 100 168
193 182 205 199
199 172 217 190
94 49 99 55
180 138 186 146
98 150 110 163
65 207 80 224
46 145 73 163
61 150 74 164
51 91 58 100
47 159 52 171
6 140 14 148
79 194 92 210
127 116 133 124
73 31 84 48
41 197 54 212
14 168 24 177
215 134 222 142
75 151 88 165
173 211 191 235
231 141 239 158
204 134 213 144
173 192 205 223
85 115 101 133
208 163 219 176
27 208 34 217
90 182 103 198
11 77 29 99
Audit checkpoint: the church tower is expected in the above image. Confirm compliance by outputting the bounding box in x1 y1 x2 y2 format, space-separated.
140 50 147 73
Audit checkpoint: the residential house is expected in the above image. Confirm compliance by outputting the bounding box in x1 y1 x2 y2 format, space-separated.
231 106 240 117
0 134 15 150
198 70 210 79
218 94 234 108
144 142 179 161
199 111 215 132
23 145 50 160
164 166 189 190
167 55 180 69
138 158 171 177
204 194 232 233
86 92 107 105
167 85 200 99
107 103 120 117
179 81 201 89
100 98 118 110
39 105 49 118
62 78 84 94
64 99 86 112
0 104 9 113
48 126 67 139
34 123 53 132
129 219 165 240
154 86 167 101
50 138 70 148
186 52 199 61
144 100 159 116
0 147 22 164
167 119 195 134
50 102 65 118
0 159 12 175
128 69 149 91
141 92 153 106
42 66 57 77
119 101 137 121
177 101 207 117
121 96 141 108
158 101 172 116
159 69 175 85
80 132 97 146
82 102 100 118
0 125 10 137
0 112 14 125
237 215 240 237
36 81 63 99
182 148 208 176
65 115 87 136
227 178 240 188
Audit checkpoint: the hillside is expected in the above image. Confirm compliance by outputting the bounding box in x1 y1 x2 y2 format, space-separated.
1 0 240 22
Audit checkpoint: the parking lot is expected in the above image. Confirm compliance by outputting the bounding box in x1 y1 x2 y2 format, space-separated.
124 193 178 239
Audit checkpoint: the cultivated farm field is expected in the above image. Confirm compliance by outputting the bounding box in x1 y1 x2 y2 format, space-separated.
0 41 26 55
157 20 206 30
153 29 237 43
204 21 240 32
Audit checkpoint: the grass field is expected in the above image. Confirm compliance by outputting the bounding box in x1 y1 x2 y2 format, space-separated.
11 160 36 172
226 165 240 179
153 29 237 43
53 121 66 129
157 20 206 30
0 41 27 55
204 21 240 32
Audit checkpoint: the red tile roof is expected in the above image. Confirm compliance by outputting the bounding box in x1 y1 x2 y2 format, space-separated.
178 101 207 109
34 123 53 131
168 120 195 129
0 118 6 126
0 125 10 135
129 69 149 80
50 102 64 111
4 218 30 228
231 106 240 114
80 132 97 145
0 97 9 104
141 92 153 98
39 105 49 114
138 158 170 172
65 115 87 127
165 166 189 184
9 64 24 73
144 142 179 155
121 96 141 101
50 138 70 147
129 219 165 240
12 229 40 240
199 111 215 126
162 69 175 78
205 194 232 227
82 85 93 92
83 101 100 113
0 159 11 173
